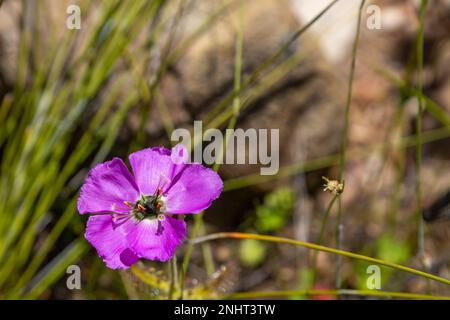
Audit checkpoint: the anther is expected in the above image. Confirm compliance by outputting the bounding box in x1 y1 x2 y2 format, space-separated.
155 173 171 194
123 201 133 208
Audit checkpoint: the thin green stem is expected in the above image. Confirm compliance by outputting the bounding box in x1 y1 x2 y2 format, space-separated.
179 211 204 299
191 232 450 287
335 0 366 289
226 289 450 300
415 0 429 293
338 0 366 179
212 0 244 172
200 220 216 276
415 0 427 262
373 65 450 128
180 0 245 296
202 0 340 128
223 126 450 191
311 194 339 286
168 256 178 300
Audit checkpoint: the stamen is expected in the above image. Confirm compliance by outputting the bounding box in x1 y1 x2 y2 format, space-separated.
112 213 130 223
113 214 132 227
123 201 134 208
154 173 171 196
157 214 165 222
132 194 166 221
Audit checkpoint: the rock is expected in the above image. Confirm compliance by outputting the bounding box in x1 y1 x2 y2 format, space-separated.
170 0 343 187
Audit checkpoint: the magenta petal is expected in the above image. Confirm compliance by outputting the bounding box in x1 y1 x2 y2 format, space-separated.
77 158 140 214
151 147 171 156
85 215 139 269
129 148 174 195
125 216 186 262
165 164 223 214
171 144 189 164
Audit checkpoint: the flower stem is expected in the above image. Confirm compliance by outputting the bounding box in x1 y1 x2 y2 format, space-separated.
311 194 339 286
335 0 366 289
179 211 204 299
212 0 244 172
180 0 246 297
226 289 450 300
168 256 178 299
415 0 428 287
202 0 341 126
191 232 450 287
200 220 216 275
223 126 450 192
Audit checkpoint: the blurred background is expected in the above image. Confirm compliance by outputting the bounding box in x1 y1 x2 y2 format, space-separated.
0 0 450 299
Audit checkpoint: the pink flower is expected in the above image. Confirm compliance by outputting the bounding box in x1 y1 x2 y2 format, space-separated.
77 145 223 269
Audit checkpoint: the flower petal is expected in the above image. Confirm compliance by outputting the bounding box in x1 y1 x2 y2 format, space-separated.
129 147 175 195
165 164 223 214
77 158 140 214
125 216 186 262
171 144 189 164
85 215 139 269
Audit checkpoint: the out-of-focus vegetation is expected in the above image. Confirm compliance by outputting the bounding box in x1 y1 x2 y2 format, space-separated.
0 0 172 298
238 187 294 267
0 0 450 300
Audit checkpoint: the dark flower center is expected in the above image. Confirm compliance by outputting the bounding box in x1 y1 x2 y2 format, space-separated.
132 194 164 221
